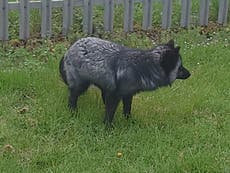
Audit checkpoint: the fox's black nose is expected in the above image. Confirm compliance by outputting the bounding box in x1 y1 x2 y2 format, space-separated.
177 67 191 80
185 71 191 79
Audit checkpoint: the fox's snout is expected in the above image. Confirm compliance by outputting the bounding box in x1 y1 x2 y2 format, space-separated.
177 66 191 79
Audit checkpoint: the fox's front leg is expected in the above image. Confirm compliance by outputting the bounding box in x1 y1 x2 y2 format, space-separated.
103 92 121 127
122 95 133 118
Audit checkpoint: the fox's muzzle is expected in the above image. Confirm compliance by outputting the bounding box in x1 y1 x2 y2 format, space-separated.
177 66 191 79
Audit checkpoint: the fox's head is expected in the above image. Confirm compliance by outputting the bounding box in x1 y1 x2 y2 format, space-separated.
159 40 191 83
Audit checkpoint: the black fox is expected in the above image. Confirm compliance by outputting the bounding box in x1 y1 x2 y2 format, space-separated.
59 37 190 126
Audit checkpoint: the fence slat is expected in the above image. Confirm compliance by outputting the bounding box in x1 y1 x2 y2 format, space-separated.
180 0 191 27
104 0 114 31
19 0 30 40
199 0 210 26
1 0 229 40
218 0 229 25
162 0 172 29
8 0 136 10
83 0 93 34
0 0 9 40
41 0 52 38
142 0 153 30
62 0 73 36
124 0 134 32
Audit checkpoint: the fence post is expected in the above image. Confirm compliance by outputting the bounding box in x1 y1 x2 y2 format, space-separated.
0 0 9 40
162 0 172 29
62 0 73 36
104 0 114 31
83 0 93 34
180 0 191 28
142 0 153 30
218 0 229 25
124 0 134 32
41 0 52 38
19 0 30 40
199 0 210 26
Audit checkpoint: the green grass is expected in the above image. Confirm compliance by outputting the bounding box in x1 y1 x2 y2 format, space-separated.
1 27 230 173
1 1 230 172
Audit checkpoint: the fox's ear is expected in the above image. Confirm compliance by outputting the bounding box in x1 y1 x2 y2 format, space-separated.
175 46 180 53
167 39 175 48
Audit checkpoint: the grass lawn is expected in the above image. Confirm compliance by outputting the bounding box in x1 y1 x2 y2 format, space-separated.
1 27 230 173
1 1 230 172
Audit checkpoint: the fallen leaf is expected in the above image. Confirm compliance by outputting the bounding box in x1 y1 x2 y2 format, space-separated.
17 106 29 114
3 144 15 153
117 152 122 158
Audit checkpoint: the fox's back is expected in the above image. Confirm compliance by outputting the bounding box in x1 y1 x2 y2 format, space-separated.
63 37 125 90
66 37 122 61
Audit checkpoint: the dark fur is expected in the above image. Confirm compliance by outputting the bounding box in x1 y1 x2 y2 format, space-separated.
59 56 68 85
59 37 190 126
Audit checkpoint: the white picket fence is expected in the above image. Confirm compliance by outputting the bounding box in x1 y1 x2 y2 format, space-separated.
0 0 229 40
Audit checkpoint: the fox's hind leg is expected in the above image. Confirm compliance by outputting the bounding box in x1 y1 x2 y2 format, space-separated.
103 92 121 126
101 90 106 104
122 95 133 118
68 82 90 110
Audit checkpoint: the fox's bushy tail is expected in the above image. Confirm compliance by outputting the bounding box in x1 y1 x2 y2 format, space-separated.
59 56 68 85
